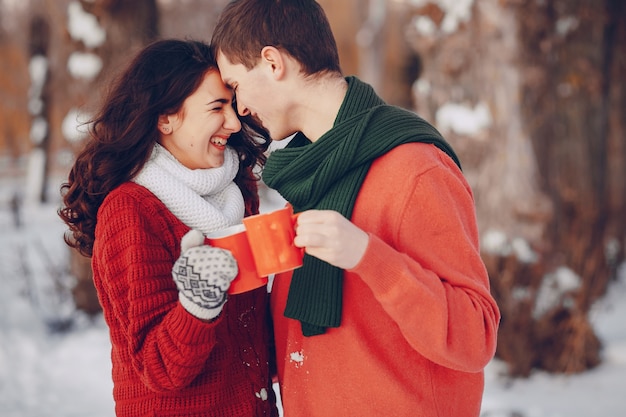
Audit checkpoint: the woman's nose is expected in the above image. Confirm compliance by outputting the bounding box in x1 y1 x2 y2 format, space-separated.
224 105 242 132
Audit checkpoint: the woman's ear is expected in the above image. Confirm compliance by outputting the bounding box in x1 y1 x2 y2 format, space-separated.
157 115 172 135
260 46 287 80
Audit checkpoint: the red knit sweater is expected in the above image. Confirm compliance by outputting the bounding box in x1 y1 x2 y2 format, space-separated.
271 143 500 416
92 182 278 417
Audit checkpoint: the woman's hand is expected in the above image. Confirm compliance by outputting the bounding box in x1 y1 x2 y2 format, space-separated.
294 210 369 270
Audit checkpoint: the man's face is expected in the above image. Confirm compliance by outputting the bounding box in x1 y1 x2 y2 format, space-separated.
217 51 292 140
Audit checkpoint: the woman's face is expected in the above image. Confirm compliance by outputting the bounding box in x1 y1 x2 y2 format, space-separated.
159 69 241 170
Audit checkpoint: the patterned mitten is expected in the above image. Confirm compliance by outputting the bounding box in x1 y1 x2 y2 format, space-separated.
172 229 238 320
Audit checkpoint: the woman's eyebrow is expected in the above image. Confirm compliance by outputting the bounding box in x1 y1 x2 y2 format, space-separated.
207 98 229 105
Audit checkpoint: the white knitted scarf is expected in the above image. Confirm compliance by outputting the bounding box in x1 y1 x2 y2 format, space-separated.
132 143 244 236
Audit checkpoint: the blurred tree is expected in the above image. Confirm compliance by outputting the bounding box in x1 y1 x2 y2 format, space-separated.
2 0 624 376
53 0 160 316
0 10 30 165
508 0 625 374
1 0 226 319
403 0 625 376
26 15 51 204
319 0 418 109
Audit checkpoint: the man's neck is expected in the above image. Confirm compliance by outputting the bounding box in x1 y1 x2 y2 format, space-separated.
297 75 348 142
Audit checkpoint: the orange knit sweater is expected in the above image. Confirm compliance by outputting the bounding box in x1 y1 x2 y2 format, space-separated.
270 143 500 417
92 182 278 417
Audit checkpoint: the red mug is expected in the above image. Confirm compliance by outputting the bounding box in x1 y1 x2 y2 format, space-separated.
206 224 268 294
242 204 304 277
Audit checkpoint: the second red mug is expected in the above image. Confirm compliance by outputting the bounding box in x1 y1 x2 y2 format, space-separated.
243 204 304 277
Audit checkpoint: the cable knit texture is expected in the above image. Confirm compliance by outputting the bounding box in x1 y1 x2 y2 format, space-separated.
92 182 278 417
132 143 245 235
263 76 460 336
268 77 500 417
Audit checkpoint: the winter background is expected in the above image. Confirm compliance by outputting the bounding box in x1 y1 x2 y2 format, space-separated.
0 170 625 417
1 1 626 416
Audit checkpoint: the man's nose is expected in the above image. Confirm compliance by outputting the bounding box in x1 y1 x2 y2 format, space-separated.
235 100 250 117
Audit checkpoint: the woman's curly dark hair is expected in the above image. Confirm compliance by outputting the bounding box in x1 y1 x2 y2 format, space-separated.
59 39 270 257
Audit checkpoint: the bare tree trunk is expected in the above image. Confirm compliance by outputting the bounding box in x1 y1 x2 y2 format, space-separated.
606 0 626 259
0 16 30 174
56 0 160 316
26 15 52 204
518 0 625 308
399 0 625 376
508 0 625 374
319 0 417 109
81 0 159 78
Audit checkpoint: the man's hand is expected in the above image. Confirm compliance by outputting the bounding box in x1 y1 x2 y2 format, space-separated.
294 210 369 270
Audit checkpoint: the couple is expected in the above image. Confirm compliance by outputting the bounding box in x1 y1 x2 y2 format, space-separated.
59 1 500 416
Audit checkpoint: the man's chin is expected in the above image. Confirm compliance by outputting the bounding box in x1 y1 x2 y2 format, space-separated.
273 132 298 141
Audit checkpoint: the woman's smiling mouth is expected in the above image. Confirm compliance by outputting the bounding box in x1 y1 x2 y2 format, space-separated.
210 136 228 149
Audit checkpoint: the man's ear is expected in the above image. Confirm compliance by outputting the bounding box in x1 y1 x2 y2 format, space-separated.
260 46 287 80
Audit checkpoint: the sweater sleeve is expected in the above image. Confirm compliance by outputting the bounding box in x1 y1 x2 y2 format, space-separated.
93 187 221 392
350 147 500 373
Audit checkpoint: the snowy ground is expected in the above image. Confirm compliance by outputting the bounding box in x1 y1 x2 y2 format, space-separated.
1 177 625 417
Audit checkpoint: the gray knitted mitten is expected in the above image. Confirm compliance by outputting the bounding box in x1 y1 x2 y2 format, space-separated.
172 229 238 320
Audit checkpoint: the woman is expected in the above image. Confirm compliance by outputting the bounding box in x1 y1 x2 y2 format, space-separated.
59 39 278 417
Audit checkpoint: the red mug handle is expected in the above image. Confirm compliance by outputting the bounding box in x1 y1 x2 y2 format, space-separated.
287 203 305 258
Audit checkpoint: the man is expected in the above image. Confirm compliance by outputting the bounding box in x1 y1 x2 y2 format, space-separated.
212 1 500 416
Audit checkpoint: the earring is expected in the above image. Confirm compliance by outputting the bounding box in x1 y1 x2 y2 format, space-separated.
162 126 170 133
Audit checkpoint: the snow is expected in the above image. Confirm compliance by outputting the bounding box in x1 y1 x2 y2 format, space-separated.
28 55 48 116
1 175 625 417
67 51 103 81
483 268 626 417
413 15 438 36
435 101 492 137
289 351 305 368
29 117 48 145
0 193 114 417
482 228 538 263
556 16 579 37
408 0 474 34
23 149 46 204
534 267 582 319
67 1 106 49
61 108 90 144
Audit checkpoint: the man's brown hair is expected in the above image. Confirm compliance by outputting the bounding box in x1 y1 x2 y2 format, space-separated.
211 0 342 75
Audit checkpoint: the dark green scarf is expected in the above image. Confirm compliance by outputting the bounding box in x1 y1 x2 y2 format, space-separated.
262 76 461 336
